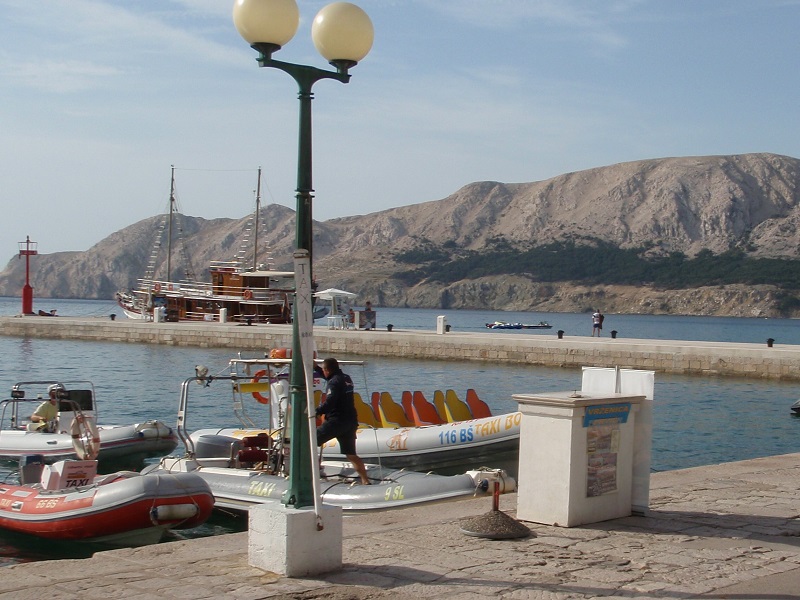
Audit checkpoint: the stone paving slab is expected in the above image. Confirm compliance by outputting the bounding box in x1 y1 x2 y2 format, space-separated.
1 453 799 599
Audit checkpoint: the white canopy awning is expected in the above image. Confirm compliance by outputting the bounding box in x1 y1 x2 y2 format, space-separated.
313 288 357 300
314 288 357 318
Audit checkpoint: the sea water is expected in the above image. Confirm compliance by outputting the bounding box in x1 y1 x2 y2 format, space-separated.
0 297 799 564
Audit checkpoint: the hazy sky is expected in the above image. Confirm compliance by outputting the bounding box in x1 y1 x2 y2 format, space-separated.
2 0 798 257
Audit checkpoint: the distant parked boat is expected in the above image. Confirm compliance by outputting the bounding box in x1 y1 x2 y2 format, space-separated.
115 167 322 324
485 321 552 330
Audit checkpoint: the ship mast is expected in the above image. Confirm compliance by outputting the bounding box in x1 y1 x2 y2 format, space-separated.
166 165 176 279
253 166 261 271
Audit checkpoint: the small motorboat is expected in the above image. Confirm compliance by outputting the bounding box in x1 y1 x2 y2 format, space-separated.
0 380 178 467
791 399 800 414
144 368 516 514
0 455 214 546
485 321 552 330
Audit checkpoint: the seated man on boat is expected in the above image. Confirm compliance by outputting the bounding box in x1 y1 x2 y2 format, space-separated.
315 358 370 485
28 384 62 432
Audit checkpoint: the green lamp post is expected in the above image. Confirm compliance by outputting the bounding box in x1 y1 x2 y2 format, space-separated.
232 0 373 508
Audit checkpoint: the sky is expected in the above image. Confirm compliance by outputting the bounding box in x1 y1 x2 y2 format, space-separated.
1 1 799 257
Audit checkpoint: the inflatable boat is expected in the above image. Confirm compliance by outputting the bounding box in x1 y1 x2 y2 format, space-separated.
0 381 178 467
194 358 521 473
146 436 514 514
144 371 516 513
0 457 213 546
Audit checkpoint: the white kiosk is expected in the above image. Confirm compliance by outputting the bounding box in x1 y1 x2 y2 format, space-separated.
514 367 654 527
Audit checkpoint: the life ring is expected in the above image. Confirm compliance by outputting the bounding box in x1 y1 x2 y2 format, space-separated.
153 282 162 293
243 289 253 300
268 347 292 359
71 414 100 460
251 370 270 404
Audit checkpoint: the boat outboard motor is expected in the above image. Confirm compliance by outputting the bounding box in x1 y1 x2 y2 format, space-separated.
791 399 800 415
19 454 45 485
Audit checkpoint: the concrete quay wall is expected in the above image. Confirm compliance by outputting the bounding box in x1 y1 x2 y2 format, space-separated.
1 315 799 380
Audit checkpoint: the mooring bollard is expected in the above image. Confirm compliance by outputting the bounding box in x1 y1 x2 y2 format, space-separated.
611 330 618 339
109 314 116 321
557 330 564 339
387 324 393 332
767 338 775 348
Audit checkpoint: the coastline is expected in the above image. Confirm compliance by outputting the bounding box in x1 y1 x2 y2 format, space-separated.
2 314 800 381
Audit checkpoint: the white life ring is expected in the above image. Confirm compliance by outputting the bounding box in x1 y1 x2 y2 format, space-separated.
71 414 100 460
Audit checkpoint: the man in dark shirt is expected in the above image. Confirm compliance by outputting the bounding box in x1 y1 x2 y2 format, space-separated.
315 357 370 485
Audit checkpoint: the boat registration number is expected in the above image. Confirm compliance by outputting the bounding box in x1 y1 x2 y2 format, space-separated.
438 413 520 445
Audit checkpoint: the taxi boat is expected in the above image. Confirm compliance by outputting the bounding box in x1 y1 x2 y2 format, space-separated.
0 457 213 546
143 369 516 513
191 357 521 474
0 381 177 467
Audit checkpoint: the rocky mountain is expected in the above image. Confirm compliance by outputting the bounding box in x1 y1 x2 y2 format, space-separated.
2 153 799 317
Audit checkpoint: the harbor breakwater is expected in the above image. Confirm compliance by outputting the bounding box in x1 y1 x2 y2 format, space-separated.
2 315 799 381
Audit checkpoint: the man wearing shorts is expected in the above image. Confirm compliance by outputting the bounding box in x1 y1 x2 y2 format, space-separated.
315 357 370 485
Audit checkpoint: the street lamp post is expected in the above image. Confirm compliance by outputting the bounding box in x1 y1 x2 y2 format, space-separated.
233 0 373 509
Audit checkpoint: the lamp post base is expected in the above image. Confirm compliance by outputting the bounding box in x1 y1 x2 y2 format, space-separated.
249 503 343 577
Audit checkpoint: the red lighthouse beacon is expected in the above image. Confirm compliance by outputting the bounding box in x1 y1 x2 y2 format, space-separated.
18 236 38 315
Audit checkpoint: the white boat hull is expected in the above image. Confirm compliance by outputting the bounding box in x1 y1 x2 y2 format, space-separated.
0 421 178 466
146 455 514 513
190 412 521 474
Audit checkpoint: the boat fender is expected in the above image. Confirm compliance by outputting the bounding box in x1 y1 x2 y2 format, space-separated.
466 469 517 494
70 415 101 460
150 503 199 523
250 370 270 404
136 420 173 439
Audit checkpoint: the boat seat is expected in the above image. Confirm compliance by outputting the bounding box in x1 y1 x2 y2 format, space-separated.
370 392 381 420
411 391 445 426
237 448 272 465
434 390 473 423
400 391 414 421
465 389 492 418
378 392 414 428
354 393 380 428
20 462 44 484
241 433 273 448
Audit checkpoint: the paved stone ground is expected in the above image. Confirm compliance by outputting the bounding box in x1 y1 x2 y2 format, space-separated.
1 453 799 599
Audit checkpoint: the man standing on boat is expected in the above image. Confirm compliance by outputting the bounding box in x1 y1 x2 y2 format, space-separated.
315 358 370 485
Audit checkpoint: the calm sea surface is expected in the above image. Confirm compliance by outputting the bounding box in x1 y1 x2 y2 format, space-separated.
1 297 799 564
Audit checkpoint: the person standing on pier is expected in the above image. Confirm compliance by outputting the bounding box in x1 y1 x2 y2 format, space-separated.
591 310 604 337
315 357 370 485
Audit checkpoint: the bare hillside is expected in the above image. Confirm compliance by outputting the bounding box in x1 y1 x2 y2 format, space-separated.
1 152 798 317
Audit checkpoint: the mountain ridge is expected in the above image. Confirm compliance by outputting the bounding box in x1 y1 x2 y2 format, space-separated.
2 152 799 317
